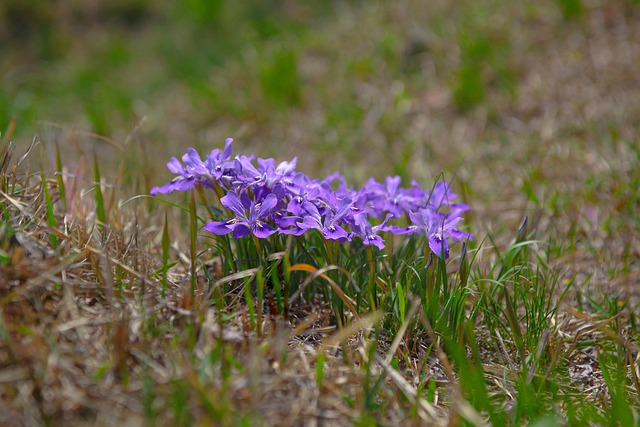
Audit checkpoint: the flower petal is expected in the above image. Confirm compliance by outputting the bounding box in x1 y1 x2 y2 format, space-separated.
166 157 184 175
364 234 385 250
220 191 247 218
204 220 234 235
222 138 233 159
255 193 278 219
428 234 449 259
252 221 277 238
232 225 251 239
323 224 349 240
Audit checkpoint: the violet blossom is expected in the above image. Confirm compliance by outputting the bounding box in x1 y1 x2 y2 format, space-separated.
152 139 473 259
204 191 278 239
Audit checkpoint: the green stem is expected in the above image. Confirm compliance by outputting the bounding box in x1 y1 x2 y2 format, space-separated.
252 235 262 262
366 245 376 310
189 191 197 299
323 238 335 266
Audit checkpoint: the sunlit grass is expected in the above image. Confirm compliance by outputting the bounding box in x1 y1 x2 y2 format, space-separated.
1 0 640 425
3 129 637 424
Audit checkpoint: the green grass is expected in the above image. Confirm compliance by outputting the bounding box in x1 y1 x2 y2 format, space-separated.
1 0 640 425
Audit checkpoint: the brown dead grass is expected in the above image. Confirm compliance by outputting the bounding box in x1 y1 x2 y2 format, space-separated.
1 1 640 425
0 158 446 425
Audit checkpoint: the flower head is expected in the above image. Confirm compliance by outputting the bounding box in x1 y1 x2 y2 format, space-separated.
297 196 353 241
151 141 234 195
351 213 392 250
408 207 468 258
204 191 278 239
205 137 234 179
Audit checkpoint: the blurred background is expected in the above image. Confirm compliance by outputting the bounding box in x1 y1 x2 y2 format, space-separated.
1 0 639 239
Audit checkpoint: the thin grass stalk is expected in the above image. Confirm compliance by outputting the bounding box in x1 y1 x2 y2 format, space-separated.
93 153 107 226
271 259 283 314
316 351 325 388
40 170 58 249
364 344 386 412
321 238 346 327
196 185 216 219
189 191 197 300
256 267 264 338
365 245 377 310
283 251 291 320
161 213 170 298
142 366 156 426
0 119 15 193
244 276 256 331
423 252 435 308
54 144 67 214
503 286 525 367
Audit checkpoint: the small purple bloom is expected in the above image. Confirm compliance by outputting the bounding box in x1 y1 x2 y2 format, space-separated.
408 207 467 259
352 213 392 250
151 142 235 196
205 137 234 179
297 197 352 241
258 157 298 186
274 211 306 236
204 191 278 239
151 149 207 195
231 154 298 190
427 182 458 209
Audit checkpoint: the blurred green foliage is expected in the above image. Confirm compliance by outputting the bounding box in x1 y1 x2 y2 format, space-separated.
1 0 636 187
556 0 584 20
178 0 225 25
0 0 330 138
259 46 301 108
453 34 490 111
452 17 516 112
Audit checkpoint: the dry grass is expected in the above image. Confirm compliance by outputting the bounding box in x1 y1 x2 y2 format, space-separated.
0 185 437 425
1 0 640 425
1 146 443 425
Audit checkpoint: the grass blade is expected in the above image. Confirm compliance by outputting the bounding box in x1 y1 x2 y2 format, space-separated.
40 169 58 249
55 144 67 214
162 212 170 298
93 153 106 225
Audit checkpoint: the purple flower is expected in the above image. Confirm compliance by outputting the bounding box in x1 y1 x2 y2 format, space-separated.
273 211 306 236
297 196 353 241
356 177 426 219
151 140 235 196
152 138 474 255
204 191 278 239
258 157 298 187
408 207 467 259
426 182 460 209
383 176 418 217
351 213 392 250
231 154 298 190
151 148 208 195
205 137 234 179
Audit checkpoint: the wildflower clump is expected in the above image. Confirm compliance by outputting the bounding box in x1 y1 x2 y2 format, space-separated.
151 138 472 258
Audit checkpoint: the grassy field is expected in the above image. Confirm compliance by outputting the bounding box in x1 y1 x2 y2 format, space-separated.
1 0 640 425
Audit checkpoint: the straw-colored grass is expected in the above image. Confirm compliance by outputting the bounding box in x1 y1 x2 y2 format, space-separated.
1 0 639 425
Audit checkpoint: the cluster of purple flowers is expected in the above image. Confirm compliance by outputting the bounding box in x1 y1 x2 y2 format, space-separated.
151 139 473 258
